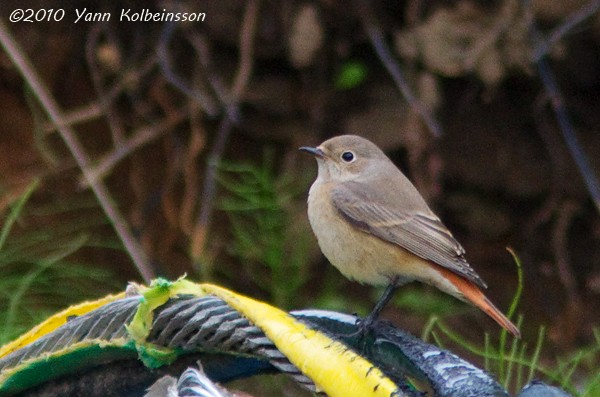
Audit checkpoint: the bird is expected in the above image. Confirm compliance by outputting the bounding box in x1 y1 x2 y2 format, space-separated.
300 135 520 338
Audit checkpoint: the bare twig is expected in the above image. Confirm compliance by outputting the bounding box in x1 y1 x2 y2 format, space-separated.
535 58 600 215
43 58 156 135
542 55 600 210
180 101 206 236
550 200 584 345
532 0 600 61
86 23 126 146
43 102 103 134
191 0 260 265
79 108 189 188
526 1 600 214
0 20 154 283
357 0 442 138
186 34 234 119
157 22 220 117
552 201 580 302
230 0 260 102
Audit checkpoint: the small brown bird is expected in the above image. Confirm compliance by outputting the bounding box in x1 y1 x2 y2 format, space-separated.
300 135 520 337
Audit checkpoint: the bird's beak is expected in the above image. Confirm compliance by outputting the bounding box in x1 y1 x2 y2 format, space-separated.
299 146 326 159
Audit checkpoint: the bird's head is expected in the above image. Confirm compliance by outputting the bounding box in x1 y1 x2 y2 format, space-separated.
300 135 388 182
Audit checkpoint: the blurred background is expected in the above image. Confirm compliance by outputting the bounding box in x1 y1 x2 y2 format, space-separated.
0 0 599 395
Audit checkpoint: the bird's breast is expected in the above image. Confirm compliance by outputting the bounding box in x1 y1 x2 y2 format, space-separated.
307 180 463 297
307 181 401 286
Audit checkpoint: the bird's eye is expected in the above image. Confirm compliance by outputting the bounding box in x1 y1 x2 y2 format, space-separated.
341 151 355 163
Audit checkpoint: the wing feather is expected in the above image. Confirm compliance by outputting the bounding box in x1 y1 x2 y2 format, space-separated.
331 182 487 289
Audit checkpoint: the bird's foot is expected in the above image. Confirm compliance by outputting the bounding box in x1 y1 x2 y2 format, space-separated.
355 313 376 336
331 313 376 343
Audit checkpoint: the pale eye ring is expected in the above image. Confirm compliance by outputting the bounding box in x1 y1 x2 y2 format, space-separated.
341 151 355 163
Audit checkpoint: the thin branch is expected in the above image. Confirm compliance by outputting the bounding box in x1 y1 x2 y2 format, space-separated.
524 0 600 214
42 57 157 135
86 23 126 146
537 58 600 214
552 200 580 302
102 56 158 109
357 0 442 138
180 100 206 236
187 33 234 119
231 0 260 102
157 22 220 117
192 0 260 263
197 115 235 229
79 108 189 188
0 19 154 283
43 102 103 134
532 0 600 61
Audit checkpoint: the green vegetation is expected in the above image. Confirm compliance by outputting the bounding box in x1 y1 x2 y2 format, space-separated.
217 150 312 309
0 181 119 344
422 250 600 396
335 60 368 90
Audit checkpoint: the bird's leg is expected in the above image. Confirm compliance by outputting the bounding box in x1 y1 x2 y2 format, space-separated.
357 277 399 332
330 278 399 343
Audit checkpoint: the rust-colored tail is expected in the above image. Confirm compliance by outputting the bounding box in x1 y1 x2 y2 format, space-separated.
436 266 521 338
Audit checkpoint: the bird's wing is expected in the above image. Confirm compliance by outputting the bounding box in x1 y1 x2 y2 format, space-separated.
331 182 487 289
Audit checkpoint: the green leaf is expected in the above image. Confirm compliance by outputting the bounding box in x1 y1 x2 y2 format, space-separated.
335 61 368 90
